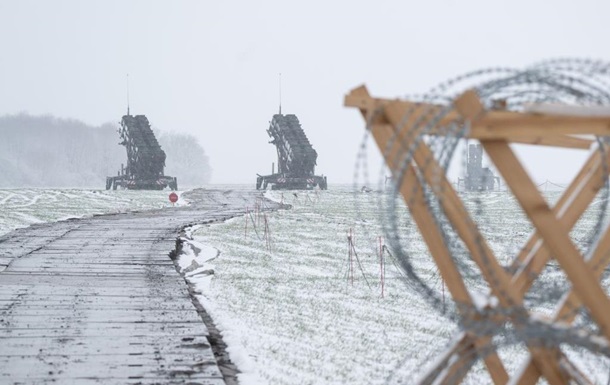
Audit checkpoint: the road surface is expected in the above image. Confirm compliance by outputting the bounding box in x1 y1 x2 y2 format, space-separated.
0 189 280 384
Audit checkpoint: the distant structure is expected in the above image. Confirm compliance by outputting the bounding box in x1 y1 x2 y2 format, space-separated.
256 113 327 190
458 143 499 191
346 59 610 385
106 114 177 190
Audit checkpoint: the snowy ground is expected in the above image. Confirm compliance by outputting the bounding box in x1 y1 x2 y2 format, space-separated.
2 186 609 383
0 189 183 236
179 186 610 384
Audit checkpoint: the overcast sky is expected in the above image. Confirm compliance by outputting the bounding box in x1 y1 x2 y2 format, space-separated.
1 0 609 185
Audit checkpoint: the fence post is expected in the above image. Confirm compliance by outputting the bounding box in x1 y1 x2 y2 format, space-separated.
379 236 385 298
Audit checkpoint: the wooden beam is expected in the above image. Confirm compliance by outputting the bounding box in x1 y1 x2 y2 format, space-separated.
494 135 592 149
471 118 610 137
346 86 590 385
382 101 520 307
419 336 490 385
418 334 478 385
345 86 610 141
399 160 508 385
453 91 608 299
513 221 610 384
365 118 510 384
511 149 608 295
449 89 610 137
482 140 610 342
344 85 390 125
555 224 610 322
453 90 593 385
374 122 473 307
427 127 593 149
382 100 571 385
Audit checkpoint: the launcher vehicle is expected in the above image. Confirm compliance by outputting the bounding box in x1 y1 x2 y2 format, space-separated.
106 114 177 190
457 143 500 191
256 113 327 190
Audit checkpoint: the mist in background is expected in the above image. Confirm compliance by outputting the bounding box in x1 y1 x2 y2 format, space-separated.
0 114 211 188
1 0 609 186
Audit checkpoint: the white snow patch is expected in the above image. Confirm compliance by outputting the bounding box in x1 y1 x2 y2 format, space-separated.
178 224 265 384
0 189 177 236
195 293 266 385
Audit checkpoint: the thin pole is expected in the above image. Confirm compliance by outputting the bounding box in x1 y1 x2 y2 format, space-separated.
263 213 267 244
442 276 445 311
255 198 258 224
350 233 371 289
279 72 282 114
264 213 271 252
245 207 249 239
348 228 354 286
127 73 130 115
379 237 385 298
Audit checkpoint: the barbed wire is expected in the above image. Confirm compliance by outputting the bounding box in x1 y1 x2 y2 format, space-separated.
352 58 610 384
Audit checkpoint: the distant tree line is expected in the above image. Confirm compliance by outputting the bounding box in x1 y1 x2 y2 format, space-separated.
0 113 212 188
156 130 212 188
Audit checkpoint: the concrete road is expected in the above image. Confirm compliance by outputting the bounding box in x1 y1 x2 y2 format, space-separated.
0 190 280 385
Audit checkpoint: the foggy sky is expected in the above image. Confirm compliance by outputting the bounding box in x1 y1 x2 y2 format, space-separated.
1 0 609 185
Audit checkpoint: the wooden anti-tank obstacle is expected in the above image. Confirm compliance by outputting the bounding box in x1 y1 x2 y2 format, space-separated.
345 76 610 384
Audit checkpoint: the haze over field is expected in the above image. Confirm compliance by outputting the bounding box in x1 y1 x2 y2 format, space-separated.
0 114 211 188
1 0 609 185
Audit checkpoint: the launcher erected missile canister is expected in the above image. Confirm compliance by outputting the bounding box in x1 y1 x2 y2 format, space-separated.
106 114 177 190
458 143 500 191
256 113 327 190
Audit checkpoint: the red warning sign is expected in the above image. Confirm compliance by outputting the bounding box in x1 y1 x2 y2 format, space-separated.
169 192 178 203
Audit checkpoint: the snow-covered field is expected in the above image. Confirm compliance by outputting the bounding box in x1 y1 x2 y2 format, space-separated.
2 186 609 383
179 186 610 384
0 189 181 236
